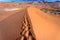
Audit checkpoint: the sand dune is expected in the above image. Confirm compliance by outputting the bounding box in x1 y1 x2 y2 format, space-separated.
0 2 60 40
27 6 60 40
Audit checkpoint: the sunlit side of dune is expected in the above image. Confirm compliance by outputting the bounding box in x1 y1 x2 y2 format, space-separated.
27 6 60 40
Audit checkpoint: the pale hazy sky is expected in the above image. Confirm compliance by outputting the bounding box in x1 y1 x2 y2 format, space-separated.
0 0 60 2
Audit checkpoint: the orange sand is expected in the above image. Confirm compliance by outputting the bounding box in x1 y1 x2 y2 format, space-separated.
0 2 60 40
27 6 60 40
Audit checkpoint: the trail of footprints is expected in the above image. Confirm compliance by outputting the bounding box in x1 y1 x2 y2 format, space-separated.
16 13 36 40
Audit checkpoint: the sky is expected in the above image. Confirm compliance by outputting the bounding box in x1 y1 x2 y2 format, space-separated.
0 0 60 2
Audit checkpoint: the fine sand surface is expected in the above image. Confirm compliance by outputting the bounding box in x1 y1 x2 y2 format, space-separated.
0 7 27 40
27 6 60 40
